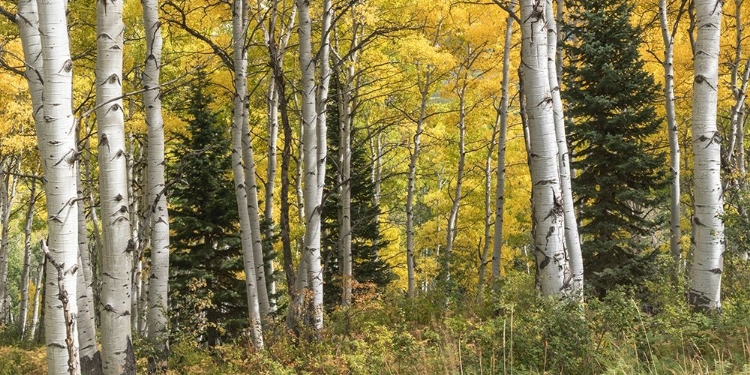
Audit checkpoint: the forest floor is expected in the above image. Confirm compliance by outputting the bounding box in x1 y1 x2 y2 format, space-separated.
3 259 750 374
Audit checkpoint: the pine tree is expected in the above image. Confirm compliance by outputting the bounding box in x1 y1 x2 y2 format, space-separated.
563 0 669 293
168 77 247 346
321 75 392 307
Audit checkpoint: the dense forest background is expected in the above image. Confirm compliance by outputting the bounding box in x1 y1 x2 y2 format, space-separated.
0 0 750 373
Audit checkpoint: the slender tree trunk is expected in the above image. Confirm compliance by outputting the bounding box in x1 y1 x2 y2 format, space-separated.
231 0 264 348
660 0 683 263
726 0 749 170
264 80 279 309
127 137 141 334
141 0 170 365
478 114 499 302
277 72 296 298
444 85 467 280
16 0 44 340
95 0 135 370
546 0 583 294
0 161 19 323
35 0 83 370
76 153 101 375
289 0 331 334
30 262 44 342
493 6 515 280
521 0 571 296
19 179 36 338
338 72 353 306
241 112 272 316
370 131 383 227
689 0 724 311
406 74 431 298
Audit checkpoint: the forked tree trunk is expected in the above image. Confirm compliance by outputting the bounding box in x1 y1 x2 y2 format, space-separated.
689 0 724 311
289 0 331 334
520 0 571 296
231 0 264 348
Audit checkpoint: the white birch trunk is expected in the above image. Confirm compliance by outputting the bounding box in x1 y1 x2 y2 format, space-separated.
76 163 100 374
232 0 264 348
309 0 332 328
30 262 44 342
264 80 278 309
546 0 583 294
405 73 431 298
298 0 322 330
659 0 683 263
36 0 82 370
725 0 748 170
521 0 571 296
19 179 36 337
17 0 45 338
444 85 467 278
0 163 18 323
338 74 352 306
292 0 329 333
689 0 724 311
142 0 170 363
493 5 515 280
241 113 272 316
95 0 135 370
478 115 498 301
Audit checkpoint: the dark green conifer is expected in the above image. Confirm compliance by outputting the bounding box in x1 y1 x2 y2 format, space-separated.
321 74 392 307
167 74 246 345
563 0 669 293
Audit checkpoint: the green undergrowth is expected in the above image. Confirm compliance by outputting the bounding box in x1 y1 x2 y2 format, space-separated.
4 256 750 374
137 256 750 374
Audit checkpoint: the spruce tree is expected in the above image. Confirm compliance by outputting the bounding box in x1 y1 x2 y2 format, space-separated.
563 0 668 293
167 76 247 345
321 75 392 307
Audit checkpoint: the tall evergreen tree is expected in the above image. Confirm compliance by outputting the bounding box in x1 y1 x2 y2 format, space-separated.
563 0 669 293
321 76 392 307
168 76 247 346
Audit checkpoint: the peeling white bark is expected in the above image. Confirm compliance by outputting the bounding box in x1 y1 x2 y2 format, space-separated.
689 0 724 311
521 0 571 296
546 0 583 294
232 0 265 348
36 0 82 369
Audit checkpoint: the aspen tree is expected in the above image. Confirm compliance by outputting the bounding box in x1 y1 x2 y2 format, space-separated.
520 0 571 296
546 0 582 294
659 0 685 263
231 0 264 348
689 0 724 311
493 2 515 280
142 0 171 367
36 0 83 369
95 0 135 370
